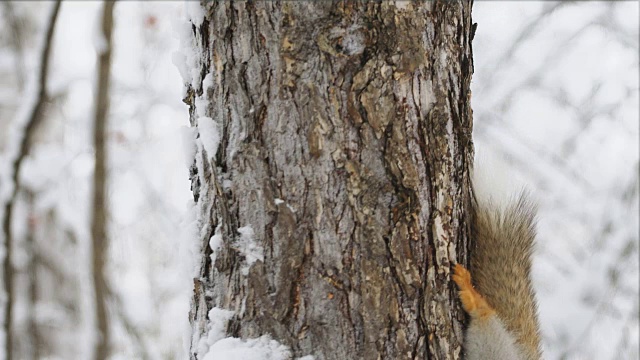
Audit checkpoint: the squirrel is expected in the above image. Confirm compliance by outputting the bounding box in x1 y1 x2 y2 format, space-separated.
453 192 543 360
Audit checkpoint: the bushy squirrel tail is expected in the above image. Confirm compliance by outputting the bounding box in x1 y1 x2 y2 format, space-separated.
471 191 543 360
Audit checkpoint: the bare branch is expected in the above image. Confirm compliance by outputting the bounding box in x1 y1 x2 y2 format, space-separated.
1 2 61 359
1 1 27 89
91 1 116 360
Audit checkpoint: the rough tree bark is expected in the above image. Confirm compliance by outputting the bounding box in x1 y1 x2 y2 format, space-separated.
184 1 475 359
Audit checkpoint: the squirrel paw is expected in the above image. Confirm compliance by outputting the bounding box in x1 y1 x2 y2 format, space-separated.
452 264 495 320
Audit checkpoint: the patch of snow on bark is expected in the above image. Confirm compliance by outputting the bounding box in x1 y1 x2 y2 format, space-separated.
198 116 221 160
235 226 263 275
179 201 200 279
180 126 197 168
171 50 189 86
209 224 223 264
195 97 209 117
202 73 214 92
185 1 205 27
172 4 203 93
196 307 234 357
203 336 291 360
198 307 291 360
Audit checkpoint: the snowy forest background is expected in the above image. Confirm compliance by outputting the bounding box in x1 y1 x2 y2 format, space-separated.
0 1 637 359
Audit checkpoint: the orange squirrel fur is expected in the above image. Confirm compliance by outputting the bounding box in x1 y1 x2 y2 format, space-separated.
452 264 495 320
453 193 542 360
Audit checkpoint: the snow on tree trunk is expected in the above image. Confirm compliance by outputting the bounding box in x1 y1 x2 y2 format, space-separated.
179 1 475 359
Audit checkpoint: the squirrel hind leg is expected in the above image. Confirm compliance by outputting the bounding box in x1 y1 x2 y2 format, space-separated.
453 264 495 320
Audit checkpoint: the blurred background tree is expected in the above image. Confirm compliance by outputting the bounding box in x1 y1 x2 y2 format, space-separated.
0 1 637 359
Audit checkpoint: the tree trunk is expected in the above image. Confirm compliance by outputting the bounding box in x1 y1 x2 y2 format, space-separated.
91 2 115 359
183 1 475 359
25 191 41 360
1 2 61 359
